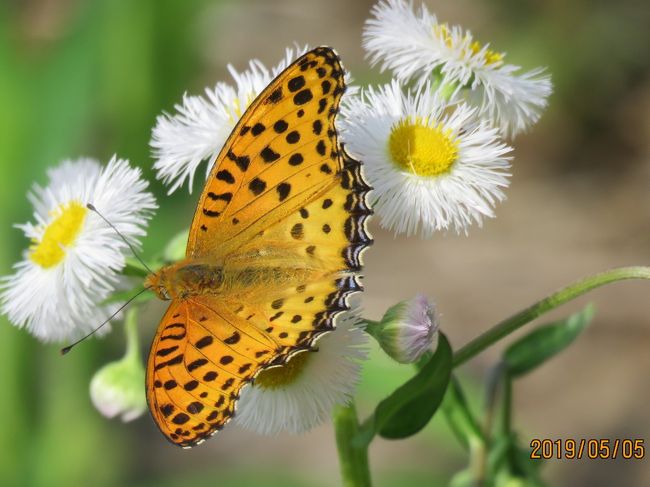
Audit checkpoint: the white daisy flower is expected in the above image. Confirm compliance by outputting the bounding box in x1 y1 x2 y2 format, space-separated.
368 294 439 364
363 0 552 137
235 309 369 435
340 80 512 236
0 156 157 343
151 45 309 194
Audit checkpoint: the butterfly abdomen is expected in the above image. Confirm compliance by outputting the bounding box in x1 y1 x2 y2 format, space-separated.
149 258 321 301
225 265 318 293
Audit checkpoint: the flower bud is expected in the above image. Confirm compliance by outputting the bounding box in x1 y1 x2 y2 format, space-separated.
90 354 147 422
89 309 146 422
370 294 439 363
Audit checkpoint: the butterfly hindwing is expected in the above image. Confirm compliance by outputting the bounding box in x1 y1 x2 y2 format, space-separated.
234 151 372 346
146 297 278 447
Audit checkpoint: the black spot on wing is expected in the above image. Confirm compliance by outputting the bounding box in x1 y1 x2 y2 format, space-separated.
249 178 266 195
286 131 300 144
274 120 288 133
216 170 235 184
207 192 232 202
293 89 313 105
288 75 306 92
267 87 282 103
289 153 303 166
277 182 291 201
251 123 265 136
260 146 280 163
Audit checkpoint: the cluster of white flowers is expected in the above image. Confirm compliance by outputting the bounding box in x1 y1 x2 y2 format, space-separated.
342 0 551 236
1 0 551 436
364 0 551 138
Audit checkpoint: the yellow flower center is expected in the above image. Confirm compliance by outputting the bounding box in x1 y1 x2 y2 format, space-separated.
227 93 256 125
30 201 87 268
388 117 459 177
255 350 311 389
434 24 504 65
469 40 504 65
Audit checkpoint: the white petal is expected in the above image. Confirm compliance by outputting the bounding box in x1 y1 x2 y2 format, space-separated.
1 157 156 342
340 81 512 236
363 0 552 136
151 45 309 193
235 310 368 435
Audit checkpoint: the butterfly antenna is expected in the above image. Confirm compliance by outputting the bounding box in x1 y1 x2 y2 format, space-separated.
86 203 154 274
60 286 151 355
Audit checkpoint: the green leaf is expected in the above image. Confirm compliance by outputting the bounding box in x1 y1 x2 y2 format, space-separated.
164 228 189 262
123 259 152 278
487 440 549 487
487 435 513 478
375 334 452 439
503 304 595 377
101 287 154 306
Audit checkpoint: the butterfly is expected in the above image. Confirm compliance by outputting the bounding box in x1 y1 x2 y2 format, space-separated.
143 47 373 447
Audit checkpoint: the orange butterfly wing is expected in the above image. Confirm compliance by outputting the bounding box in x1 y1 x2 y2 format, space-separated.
146 47 372 447
186 47 352 258
146 297 279 446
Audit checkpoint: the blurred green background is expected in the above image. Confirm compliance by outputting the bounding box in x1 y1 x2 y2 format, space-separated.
1 0 649 486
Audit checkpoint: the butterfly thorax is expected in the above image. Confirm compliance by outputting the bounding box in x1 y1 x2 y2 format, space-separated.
145 256 319 301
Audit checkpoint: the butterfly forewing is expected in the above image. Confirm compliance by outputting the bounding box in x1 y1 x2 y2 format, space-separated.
187 47 349 258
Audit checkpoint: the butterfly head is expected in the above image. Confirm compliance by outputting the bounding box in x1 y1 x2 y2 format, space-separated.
144 269 172 301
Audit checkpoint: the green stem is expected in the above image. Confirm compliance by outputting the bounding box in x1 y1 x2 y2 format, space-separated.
500 369 512 438
123 307 140 364
483 362 507 441
441 376 485 450
333 402 372 487
453 266 650 367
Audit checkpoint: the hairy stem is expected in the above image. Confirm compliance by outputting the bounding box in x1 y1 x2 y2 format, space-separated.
453 266 650 367
333 402 372 487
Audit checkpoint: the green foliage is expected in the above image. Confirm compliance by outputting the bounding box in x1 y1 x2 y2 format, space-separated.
503 304 595 377
437 305 597 486
359 334 452 444
1 0 647 485
441 376 484 450
164 228 190 262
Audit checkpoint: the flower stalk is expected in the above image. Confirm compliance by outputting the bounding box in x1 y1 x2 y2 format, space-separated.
89 307 147 422
123 307 141 366
333 401 372 487
453 266 650 367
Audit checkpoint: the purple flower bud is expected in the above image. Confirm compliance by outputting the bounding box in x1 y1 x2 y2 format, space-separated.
370 294 439 363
